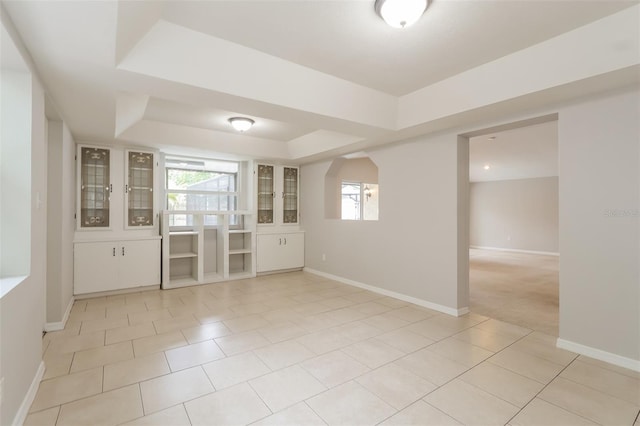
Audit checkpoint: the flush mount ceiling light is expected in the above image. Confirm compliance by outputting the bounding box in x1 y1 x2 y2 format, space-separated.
375 0 428 28
228 117 254 132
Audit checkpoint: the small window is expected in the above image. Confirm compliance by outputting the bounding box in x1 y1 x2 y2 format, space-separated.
341 181 378 221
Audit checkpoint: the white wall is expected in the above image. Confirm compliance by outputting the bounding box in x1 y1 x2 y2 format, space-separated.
0 70 47 426
303 134 468 313
46 120 75 325
470 177 559 253
302 87 640 366
1 71 31 278
0 12 47 425
558 89 639 363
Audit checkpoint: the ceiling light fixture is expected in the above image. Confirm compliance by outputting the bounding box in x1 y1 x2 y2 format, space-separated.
484 164 491 170
374 0 428 29
228 117 254 132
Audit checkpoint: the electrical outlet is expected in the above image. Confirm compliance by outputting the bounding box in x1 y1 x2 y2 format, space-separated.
507 235 511 241
322 253 326 262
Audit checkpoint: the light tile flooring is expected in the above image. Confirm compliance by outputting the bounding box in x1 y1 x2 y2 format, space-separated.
28 271 639 426
470 249 559 336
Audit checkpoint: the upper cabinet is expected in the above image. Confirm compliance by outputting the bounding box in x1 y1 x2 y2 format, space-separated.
79 146 111 228
256 164 299 227
125 150 155 228
282 167 299 224
77 144 158 232
257 164 274 224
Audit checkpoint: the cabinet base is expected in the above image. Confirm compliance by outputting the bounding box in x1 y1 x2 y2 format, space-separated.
74 284 160 299
257 267 303 276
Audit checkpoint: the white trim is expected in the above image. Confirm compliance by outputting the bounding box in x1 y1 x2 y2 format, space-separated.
304 268 468 317
556 338 640 372
12 361 45 426
470 245 559 257
44 296 75 332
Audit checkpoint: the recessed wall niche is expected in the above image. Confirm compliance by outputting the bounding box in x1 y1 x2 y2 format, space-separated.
324 156 379 220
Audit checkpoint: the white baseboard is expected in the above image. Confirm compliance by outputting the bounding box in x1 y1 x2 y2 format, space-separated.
44 296 75 332
12 361 45 426
303 268 469 317
470 245 559 257
556 338 640 372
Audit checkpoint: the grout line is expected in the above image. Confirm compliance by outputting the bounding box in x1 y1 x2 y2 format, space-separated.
182 402 194 426
504 356 582 425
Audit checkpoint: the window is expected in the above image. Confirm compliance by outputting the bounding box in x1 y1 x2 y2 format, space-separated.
341 181 379 221
165 157 239 226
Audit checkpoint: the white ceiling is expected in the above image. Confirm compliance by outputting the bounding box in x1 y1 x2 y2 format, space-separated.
469 120 558 182
1 0 638 163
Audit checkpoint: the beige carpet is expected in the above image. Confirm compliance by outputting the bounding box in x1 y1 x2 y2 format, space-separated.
469 248 559 336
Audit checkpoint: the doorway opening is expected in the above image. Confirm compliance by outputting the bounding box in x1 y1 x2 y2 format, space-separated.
462 115 560 336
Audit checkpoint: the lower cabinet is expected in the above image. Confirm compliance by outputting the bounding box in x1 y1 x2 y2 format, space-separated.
74 238 161 295
256 232 304 273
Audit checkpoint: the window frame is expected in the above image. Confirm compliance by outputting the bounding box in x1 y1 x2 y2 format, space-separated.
163 156 241 227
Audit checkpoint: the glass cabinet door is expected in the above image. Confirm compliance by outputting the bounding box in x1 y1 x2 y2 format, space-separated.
80 147 110 227
127 151 154 227
257 164 274 224
282 167 298 224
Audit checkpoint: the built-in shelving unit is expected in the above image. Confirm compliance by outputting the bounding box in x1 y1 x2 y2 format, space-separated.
161 211 255 289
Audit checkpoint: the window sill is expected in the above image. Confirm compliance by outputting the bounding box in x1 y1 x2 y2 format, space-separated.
0 275 28 299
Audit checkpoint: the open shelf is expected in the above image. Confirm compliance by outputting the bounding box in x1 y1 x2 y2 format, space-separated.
229 249 251 255
169 252 197 259
162 211 255 288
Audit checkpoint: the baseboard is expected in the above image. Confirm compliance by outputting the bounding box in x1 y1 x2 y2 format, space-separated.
556 338 640 372
44 296 75 332
303 268 468 317
12 361 45 426
470 245 559 257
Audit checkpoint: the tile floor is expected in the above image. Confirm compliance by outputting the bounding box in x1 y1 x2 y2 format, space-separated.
470 249 559 336
28 271 639 426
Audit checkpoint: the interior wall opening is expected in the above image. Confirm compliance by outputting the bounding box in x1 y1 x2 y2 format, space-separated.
463 115 560 336
324 155 379 220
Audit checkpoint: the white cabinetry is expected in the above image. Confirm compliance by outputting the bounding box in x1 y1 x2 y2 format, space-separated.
256 232 304 273
74 144 161 296
255 163 304 273
77 145 158 231
162 211 255 289
74 238 161 295
256 164 299 226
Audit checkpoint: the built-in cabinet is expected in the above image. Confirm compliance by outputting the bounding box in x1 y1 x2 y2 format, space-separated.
161 211 255 289
74 144 161 296
256 164 299 226
256 232 304 273
74 238 160 295
79 146 111 228
255 163 304 273
125 150 155 228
